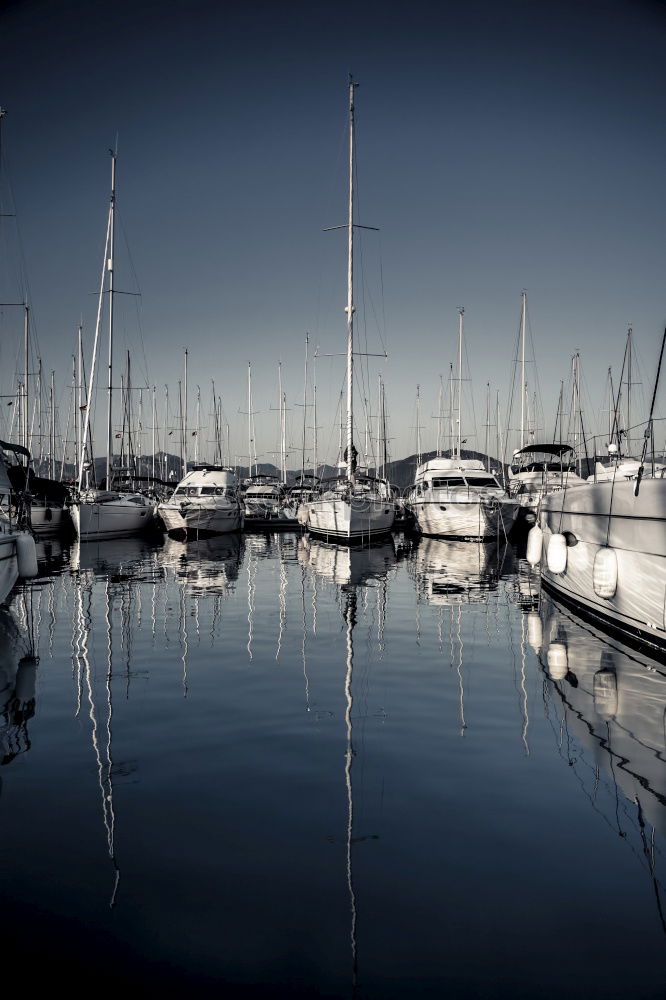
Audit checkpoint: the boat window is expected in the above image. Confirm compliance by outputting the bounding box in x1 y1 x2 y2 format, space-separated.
431 476 465 488
187 487 199 496
464 476 501 488
200 486 216 495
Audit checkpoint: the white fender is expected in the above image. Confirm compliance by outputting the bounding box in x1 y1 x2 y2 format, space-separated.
526 525 543 566
546 533 567 574
593 668 618 717
546 642 568 680
15 656 38 702
16 532 38 579
527 611 543 653
593 546 618 599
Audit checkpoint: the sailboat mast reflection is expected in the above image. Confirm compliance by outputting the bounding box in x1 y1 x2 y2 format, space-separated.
343 585 358 991
74 570 120 907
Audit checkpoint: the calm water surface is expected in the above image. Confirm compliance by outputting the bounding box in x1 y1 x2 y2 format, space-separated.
0 531 664 998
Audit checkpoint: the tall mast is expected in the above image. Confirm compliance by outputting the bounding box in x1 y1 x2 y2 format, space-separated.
106 151 116 487
151 386 156 485
313 382 318 482
178 379 184 478
380 378 387 478
72 353 78 477
77 324 83 469
626 326 633 455
484 381 490 472
49 369 55 479
496 390 503 486
183 348 189 474
456 308 464 459
23 304 29 460
301 335 309 484
346 76 357 485
278 361 286 484
436 375 443 457
247 361 253 478
194 384 200 466
163 384 169 480
520 291 526 450
376 374 382 472
448 363 454 456
416 385 422 466
35 357 42 464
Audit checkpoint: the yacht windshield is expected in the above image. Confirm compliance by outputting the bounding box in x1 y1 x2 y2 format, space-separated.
465 476 501 488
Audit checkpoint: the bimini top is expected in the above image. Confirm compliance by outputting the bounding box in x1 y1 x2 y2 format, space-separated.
512 443 574 458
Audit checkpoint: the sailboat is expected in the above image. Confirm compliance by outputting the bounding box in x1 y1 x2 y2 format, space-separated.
71 151 154 541
306 79 395 543
407 309 519 539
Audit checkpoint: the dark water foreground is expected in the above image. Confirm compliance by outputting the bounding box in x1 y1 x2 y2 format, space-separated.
0 531 664 998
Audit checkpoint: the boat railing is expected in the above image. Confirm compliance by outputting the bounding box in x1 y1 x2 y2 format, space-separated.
564 417 666 483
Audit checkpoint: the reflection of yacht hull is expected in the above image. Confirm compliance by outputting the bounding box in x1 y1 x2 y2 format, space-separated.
0 534 18 605
538 590 666 836
244 511 300 532
182 502 243 536
412 537 506 604
70 535 155 576
300 535 395 585
540 480 666 649
72 497 154 541
307 497 394 542
411 497 517 540
30 504 71 537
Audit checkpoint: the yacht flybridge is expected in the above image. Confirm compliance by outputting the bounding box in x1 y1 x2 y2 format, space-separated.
306 77 395 543
158 465 243 537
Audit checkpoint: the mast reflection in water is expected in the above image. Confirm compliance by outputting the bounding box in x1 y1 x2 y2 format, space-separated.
0 532 663 997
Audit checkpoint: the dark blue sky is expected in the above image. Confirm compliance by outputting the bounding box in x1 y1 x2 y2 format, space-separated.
2 0 666 464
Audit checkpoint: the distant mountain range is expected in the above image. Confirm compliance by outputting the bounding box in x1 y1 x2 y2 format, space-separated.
31 448 508 491
37 447 627 492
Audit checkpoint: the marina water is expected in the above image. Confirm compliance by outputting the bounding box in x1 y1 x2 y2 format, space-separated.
0 531 664 998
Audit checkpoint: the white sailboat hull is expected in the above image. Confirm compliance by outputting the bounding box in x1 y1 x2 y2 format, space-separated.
0 533 18 605
539 479 666 647
411 496 518 539
307 496 394 542
72 496 154 541
30 504 71 537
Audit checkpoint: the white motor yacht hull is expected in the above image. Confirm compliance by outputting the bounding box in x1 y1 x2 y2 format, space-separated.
411 496 518 539
539 479 666 648
182 501 243 536
307 496 394 542
157 502 187 536
72 496 154 541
